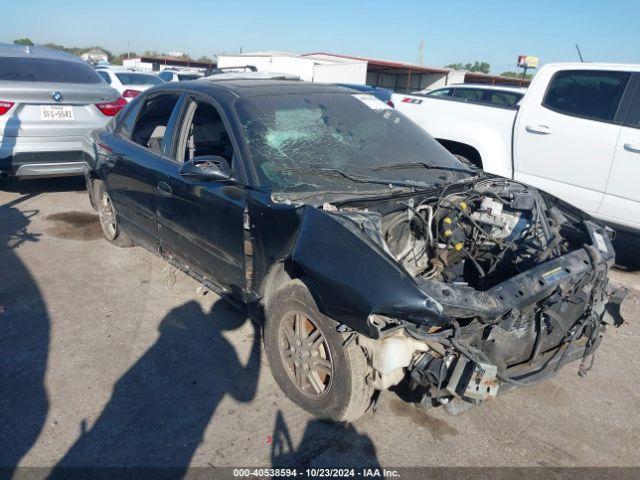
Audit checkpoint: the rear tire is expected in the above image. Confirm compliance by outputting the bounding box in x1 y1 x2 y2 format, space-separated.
97 184 134 248
264 280 373 422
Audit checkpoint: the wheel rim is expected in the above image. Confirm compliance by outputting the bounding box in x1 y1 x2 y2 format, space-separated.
279 310 334 399
99 191 117 240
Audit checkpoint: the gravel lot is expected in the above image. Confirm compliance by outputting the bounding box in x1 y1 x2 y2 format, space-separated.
1 178 639 472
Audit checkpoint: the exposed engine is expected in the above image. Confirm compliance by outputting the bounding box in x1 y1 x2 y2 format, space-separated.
321 178 625 410
380 179 570 290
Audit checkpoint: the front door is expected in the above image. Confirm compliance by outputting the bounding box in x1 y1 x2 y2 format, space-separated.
513 69 630 215
155 95 247 293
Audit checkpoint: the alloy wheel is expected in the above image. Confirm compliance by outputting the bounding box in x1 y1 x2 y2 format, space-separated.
99 191 117 240
279 310 334 398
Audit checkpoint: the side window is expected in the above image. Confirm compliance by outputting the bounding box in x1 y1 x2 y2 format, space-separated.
180 100 234 165
489 91 521 107
543 70 630 123
427 88 451 97
158 71 172 81
131 94 181 154
117 99 144 139
97 71 111 84
452 88 486 102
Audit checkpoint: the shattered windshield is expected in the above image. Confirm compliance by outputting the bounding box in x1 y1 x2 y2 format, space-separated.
235 92 469 194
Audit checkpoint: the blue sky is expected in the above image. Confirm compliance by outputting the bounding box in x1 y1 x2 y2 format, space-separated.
3 0 639 74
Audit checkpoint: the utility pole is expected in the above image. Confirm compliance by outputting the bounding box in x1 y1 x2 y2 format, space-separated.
575 43 584 62
417 40 424 65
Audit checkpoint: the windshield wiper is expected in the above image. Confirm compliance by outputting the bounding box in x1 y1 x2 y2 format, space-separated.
279 166 432 189
373 161 476 175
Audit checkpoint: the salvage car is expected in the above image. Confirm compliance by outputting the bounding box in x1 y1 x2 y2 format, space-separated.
84 79 625 421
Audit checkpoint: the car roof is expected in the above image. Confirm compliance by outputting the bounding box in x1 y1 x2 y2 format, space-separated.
0 43 85 63
202 71 301 82
438 84 527 93
158 78 356 98
97 68 156 74
541 62 640 73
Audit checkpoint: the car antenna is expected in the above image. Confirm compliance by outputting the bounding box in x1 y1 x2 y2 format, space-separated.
575 43 584 62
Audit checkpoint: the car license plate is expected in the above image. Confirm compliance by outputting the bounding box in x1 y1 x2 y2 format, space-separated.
40 105 74 121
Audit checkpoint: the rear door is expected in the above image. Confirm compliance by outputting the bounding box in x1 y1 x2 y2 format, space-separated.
599 75 640 229
104 91 185 250
513 69 631 215
155 93 247 292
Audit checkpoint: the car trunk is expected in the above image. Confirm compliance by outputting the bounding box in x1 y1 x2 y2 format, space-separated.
0 82 119 137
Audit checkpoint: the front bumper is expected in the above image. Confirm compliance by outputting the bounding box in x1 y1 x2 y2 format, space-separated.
405 222 625 405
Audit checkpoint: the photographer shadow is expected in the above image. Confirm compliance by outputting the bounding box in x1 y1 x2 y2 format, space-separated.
0 199 49 479
50 298 261 478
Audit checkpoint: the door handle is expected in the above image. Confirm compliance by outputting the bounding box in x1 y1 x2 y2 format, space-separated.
525 124 554 135
157 181 172 198
623 143 640 154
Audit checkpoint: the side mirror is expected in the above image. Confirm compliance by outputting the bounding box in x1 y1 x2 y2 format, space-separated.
179 155 232 181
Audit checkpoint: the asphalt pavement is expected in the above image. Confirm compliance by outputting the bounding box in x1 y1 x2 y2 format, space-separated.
1 178 639 474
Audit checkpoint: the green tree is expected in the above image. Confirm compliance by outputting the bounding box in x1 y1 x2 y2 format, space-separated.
445 63 464 70
13 38 34 46
445 61 491 74
501 71 532 80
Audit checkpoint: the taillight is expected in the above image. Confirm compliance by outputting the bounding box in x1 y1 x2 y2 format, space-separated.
95 97 127 116
122 89 141 99
387 100 395 108
0 101 14 115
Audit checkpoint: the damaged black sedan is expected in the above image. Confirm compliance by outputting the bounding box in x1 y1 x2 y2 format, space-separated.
84 79 625 421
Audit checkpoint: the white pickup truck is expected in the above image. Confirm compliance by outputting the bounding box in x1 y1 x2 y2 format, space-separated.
394 63 640 231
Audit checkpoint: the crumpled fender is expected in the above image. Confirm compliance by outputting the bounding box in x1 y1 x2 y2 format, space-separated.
291 207 444 338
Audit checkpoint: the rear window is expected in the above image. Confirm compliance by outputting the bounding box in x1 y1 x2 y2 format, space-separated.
426 88 451 97
0 57 102 83
452 88 486 102
178 74 200 81
115 73 163 86
543 70 630 123
489 91 522 107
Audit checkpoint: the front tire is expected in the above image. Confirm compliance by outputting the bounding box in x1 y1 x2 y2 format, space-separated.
264 280 373 422
97 184 134 248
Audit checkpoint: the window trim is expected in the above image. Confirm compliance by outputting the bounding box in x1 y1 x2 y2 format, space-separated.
171 91 248 184
114 96 144 139
429 88 520 110
116 90 186 162
425 88 452 98
541 69 633 125
621 74 640 129
97 70 112 84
